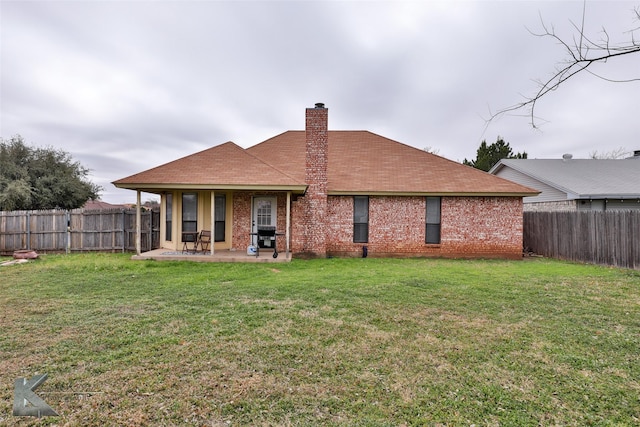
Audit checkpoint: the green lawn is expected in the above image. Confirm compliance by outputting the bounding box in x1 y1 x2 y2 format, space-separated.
1 254 639 426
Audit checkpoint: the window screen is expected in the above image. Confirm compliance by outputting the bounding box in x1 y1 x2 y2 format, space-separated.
214 195 226 242
182 193 198 241
426 196 441 244
353 196 369 243
165 193 172 242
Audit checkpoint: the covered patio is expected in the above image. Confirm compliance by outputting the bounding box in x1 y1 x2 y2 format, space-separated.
125 188 297 262
113 141 306 263
132 247 292 263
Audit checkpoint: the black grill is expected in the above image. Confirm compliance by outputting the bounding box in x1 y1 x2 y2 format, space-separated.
257 226 276 248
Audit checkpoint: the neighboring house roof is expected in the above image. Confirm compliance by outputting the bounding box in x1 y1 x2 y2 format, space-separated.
114 131 538 196
489 158 640 200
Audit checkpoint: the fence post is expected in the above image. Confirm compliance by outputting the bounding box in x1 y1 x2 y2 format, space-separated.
121 209 126 253
26 211 31 250
66 210 71 254
147 211 152 252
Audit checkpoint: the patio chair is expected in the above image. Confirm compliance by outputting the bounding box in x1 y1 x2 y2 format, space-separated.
196 230 211 253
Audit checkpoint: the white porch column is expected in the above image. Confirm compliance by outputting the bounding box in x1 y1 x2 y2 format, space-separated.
286 191 291 257
136 190 142 255
210 191 215 256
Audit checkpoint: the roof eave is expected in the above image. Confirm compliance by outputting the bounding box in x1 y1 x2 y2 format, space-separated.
575 194 640 200
113 183 308 193
487 161 505 174
328 190 539 197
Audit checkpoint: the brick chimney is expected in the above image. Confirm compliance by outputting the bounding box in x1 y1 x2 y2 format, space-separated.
306 103 328 193
303 103 328 257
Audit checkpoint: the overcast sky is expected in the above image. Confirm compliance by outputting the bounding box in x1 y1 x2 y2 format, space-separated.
1 0 638 204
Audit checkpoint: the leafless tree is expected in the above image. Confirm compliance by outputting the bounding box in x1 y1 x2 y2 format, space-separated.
589 146 631 159
489 2 640 128
423 146 440 155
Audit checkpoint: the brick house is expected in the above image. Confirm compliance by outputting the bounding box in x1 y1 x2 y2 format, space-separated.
113 103 537 260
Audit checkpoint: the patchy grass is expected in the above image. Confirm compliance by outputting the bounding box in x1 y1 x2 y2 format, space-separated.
1 254 639 425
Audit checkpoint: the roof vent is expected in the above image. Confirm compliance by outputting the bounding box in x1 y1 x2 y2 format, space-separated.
562 153 573 160
314 102 325 109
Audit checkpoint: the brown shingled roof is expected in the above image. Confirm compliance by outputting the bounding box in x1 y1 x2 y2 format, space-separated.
113 141 304 191
114 132 537 196
248 131 538 196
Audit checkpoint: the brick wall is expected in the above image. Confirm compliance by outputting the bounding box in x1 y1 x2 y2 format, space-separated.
320 195 523 259
325 196 427 256
290 196 308 254
230 193 523 259
231 192 251 250
440 196 523 259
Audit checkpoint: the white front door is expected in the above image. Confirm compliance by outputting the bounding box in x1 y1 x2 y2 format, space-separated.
252 197 277 248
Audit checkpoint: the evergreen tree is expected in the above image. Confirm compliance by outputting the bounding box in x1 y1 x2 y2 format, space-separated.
463 137 527 172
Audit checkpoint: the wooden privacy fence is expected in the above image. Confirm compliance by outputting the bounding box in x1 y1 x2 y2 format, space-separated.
0 208 160 254
524 211 640 270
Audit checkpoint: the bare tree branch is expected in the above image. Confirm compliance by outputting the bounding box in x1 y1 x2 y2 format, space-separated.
589 146 631 159
488 1 640 129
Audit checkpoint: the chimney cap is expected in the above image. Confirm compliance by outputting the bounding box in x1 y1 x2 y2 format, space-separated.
314 102 325 109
